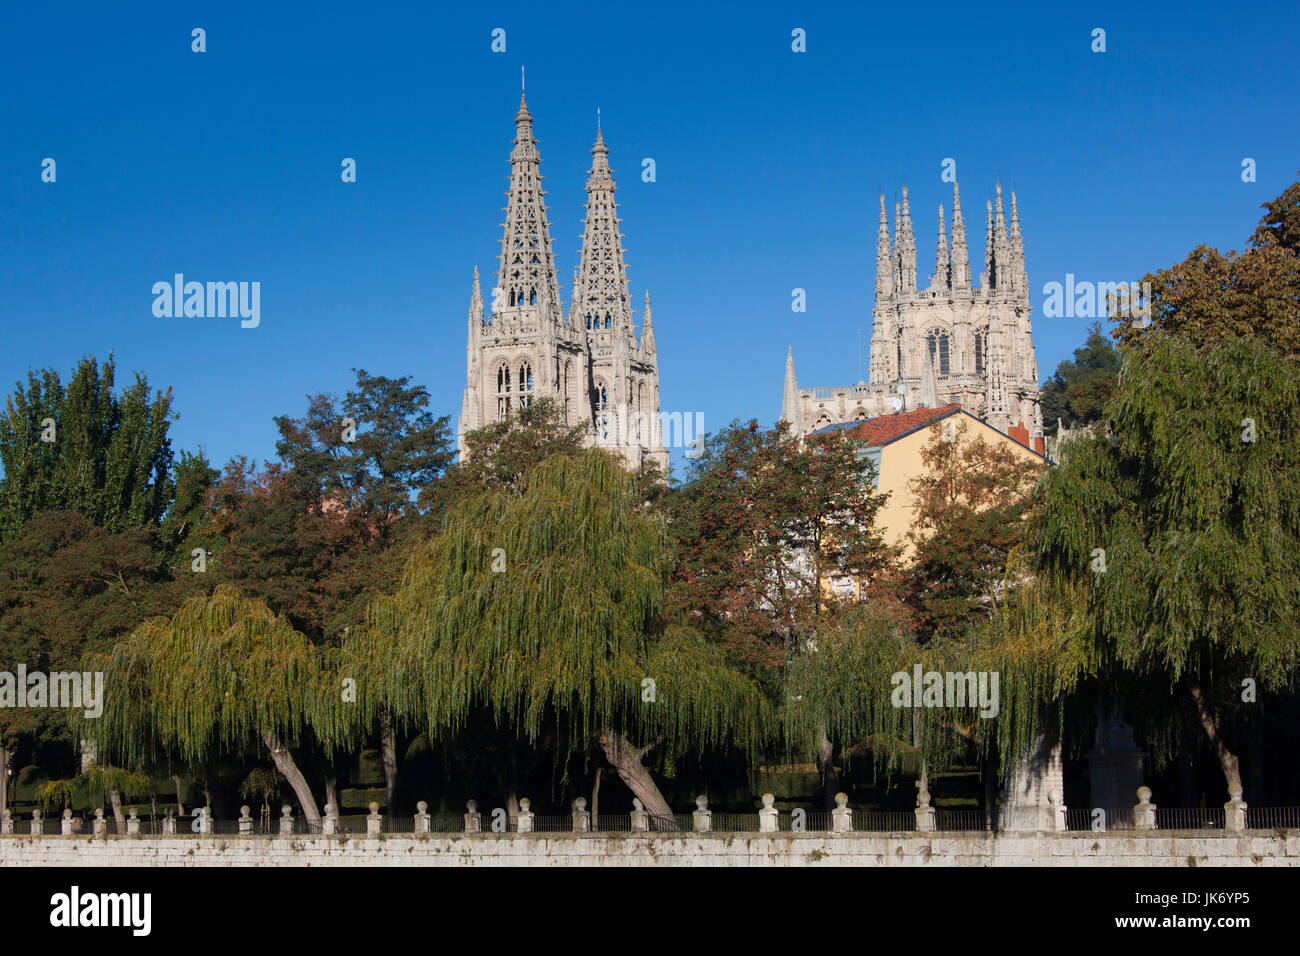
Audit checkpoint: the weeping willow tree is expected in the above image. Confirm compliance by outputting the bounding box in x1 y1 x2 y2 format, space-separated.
344 450 771 821
1031 332 1300 801
83 587 343 826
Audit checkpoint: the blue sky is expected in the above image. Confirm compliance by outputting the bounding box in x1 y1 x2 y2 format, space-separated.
2 0 1297 480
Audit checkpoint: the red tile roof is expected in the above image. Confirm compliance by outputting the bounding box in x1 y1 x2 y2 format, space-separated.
811 403 962 447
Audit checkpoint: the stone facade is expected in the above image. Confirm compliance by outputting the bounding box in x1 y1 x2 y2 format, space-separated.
459 95 668 472
782 183 1043 447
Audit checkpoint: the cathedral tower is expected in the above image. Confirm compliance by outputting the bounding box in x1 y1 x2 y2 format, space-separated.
460 96 667 472
784 181 1044 450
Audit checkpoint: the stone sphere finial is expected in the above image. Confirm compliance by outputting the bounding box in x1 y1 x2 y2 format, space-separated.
574 796 587 811
1137 786 1152 804
761 793 775 808
834 792 849 808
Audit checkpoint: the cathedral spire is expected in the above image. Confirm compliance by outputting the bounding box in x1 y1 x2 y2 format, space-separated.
572 126 634 337
992 183 1012 291
641 289 656 356
951 180 972 290
984 198 994 290
781 347 803 434
897 186 917 292
469 265 483 331
1010 189 1027 295
497 92 562 323
875 193 894 299
933 204 949 289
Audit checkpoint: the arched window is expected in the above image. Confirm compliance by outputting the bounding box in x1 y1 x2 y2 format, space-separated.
926 330 950 376
896 332 904 378
529 289 537 305
604 312 611 329
595 382 610 439
563 360 573 420
496 365 512 420
975 331 987 375
518 362 534 409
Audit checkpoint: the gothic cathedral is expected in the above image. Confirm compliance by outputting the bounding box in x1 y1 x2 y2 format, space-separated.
459 93 669 472
782 183 1045 452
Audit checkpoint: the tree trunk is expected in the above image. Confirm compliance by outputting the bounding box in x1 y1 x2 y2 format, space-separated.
983 756 998 831
1189 682 1243 800
817 729 840 810
172 774 185 816
264 734 322 826
591 767 602 830
109 789 125 833
598 730 676 830
912 708 929 795
379 712 399 813
325 776 338 814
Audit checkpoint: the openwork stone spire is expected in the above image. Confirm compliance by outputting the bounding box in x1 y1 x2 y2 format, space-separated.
896 186 917 292
641 289 656 355
781 347 803 433
983 198 995 289
991 183 1012 291
496 92 562 322
572 126 633 335
1010 190 1027 295
469 265 483 326
875 194 893 299
950 182 971 290
932 204 949 289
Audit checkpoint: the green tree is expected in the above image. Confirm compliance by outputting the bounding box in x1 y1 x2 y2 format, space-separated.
0 512 190 817
1039 323 1120 436
667 420 895 675
1112 174 1300 355
903 420 1045 643
87 587 344 827
0 355 175 541
1031 333 1300 801
346 450 770 824
429 397 586 507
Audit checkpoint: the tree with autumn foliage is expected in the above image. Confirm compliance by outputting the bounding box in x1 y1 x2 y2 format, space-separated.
201 369 455 811
667 420 895 678
903 420 1045 644
1112 173 1300 353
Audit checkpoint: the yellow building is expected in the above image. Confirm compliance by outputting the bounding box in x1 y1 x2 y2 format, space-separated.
810 404 1050 596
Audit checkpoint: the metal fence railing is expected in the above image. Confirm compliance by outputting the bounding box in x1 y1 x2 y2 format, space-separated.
6 805 1299 837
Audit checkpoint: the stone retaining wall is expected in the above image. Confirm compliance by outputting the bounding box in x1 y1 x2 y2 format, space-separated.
3 831 1297 866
